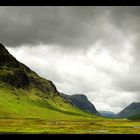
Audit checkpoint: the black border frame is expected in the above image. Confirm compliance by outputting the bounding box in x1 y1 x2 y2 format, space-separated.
0 0 140 6
0 1 140 139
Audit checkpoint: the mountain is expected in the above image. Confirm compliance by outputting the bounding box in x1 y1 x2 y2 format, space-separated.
0 43 58 94
0 43 97 119
60 93 100 115
116 102 140 118
99 111 116 118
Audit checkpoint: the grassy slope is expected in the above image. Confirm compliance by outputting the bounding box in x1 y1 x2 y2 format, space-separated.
0 82 95 120
0 83 140 134
128 114 140 121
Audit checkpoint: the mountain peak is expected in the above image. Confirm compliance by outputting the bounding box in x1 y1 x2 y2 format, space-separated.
131 102 140 105
0 43 6 56
0 43 11 56
0 42 6 49
0 43 59 95
0 43 19 67
60 93 100 115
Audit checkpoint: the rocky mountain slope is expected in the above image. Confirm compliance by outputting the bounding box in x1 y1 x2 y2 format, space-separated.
60 93 100 115
116 102 140 118
0 43 59 95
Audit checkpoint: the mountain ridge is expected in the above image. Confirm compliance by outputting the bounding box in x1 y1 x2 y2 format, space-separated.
0 43 99 118
0 43 59 95
99 110 116 118
116 102 140 118
60 93 100 115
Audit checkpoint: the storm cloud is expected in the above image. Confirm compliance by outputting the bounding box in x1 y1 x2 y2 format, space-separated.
0 6 140 113
0 6 136 49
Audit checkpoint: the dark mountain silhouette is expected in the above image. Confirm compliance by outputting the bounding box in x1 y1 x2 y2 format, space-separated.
0 43 59 95
60 93 100 115
116 102 140 118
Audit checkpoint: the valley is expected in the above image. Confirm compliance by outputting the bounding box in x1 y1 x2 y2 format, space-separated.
0 81 140 134
0 43 140 134
0 117 140 134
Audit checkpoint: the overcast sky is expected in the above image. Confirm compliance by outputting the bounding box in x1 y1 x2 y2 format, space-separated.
1 6 140 113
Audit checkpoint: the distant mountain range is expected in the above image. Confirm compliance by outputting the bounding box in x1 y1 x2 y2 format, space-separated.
99 111 116 118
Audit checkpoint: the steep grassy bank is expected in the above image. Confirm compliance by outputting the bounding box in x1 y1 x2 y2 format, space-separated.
0 82 95 120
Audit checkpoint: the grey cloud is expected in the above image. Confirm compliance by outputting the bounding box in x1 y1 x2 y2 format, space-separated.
7 42 139 113
115 77 140 92
108 6 140 32
2 6 140 51
0 7 108 48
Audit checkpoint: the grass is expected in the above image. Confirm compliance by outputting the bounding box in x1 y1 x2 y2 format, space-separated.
0 118 139 134
0 82 94 120
0 82 140 134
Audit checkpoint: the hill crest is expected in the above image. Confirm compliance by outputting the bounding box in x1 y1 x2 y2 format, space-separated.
0 43 59 95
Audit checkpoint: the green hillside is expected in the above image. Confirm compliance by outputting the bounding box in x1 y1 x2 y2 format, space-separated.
0 82 95 120
0 43 95 120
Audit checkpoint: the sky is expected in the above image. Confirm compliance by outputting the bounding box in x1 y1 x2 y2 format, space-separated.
0 6 140 113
